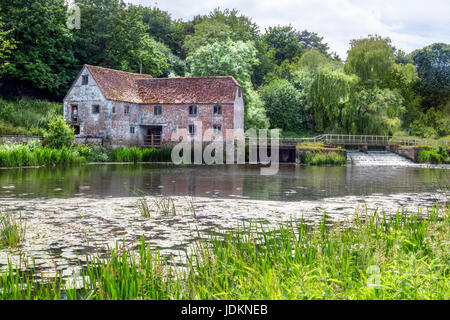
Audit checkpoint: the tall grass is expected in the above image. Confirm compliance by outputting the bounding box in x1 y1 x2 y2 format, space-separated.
301 151 347 165
0 205 448 300
0 98 62 136
109 147 172 163
0 143 86 167
0 213 26 249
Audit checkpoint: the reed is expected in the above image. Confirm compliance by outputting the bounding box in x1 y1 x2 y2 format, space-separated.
0 213 26 249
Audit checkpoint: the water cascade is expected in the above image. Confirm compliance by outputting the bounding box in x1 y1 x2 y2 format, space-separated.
347 151 415 166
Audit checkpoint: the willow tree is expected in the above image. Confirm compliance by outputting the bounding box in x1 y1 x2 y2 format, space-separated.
341 88 404 135
308 68 357 132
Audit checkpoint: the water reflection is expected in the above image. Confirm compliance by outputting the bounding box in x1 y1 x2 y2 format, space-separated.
0 164 448 201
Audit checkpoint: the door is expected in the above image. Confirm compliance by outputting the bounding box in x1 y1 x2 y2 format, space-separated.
144 126 162 147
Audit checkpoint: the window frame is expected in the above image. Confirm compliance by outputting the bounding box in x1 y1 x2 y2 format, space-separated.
188 124 196 135
188 104 198 116
154 105 162 116
213 124 222 133
124 105 130 115
130 126 135 134
92 104 100 114
82 75 89 85
213 104 222 116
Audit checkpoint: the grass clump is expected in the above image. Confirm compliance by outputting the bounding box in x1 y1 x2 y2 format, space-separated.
300 151 347 165
0 213 26 249
0 206 448 299
109 147 172 163
0 143 86 167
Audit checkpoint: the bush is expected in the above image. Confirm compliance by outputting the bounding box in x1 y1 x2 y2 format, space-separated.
301 151 347 165
417 147 449 164
44 117 75 149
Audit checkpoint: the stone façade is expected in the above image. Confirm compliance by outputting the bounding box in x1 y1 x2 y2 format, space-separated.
63 65 245 148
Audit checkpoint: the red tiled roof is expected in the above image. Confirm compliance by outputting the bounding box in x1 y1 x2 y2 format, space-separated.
85 65 152 103
85 65 240 104
137 77 239 104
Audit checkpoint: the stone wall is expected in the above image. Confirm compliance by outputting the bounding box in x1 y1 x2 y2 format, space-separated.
0 135 43 144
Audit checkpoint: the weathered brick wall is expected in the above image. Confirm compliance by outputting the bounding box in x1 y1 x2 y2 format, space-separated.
0 135 43 144
64 66 244 147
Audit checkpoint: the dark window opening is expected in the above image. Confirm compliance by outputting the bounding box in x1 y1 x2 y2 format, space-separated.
71 105 78 122
213 104 222 115
124 105 130 115
188 124 196 135
92 105 100 114
82 75 88 85
72 125 80 135
112 106 116 114
130 126 135 134
213 124 222 133
238 87 242 97
189 105 198 116
154 105 162 115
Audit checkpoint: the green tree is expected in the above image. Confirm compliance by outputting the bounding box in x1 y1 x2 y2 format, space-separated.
344 35 396 88
342 88 404 135
184 20 234 53
187 40 269 128
0 18 16 68
309 68 358 132
263 25 304 65
410 43 450 110
0 0 76 96
259 79 307 131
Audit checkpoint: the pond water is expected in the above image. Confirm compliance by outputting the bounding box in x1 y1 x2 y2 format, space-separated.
0 163 448 201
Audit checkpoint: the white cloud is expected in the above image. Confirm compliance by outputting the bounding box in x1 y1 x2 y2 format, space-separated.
130 0 450 58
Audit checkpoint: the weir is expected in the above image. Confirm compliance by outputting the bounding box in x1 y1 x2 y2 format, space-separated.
347 151 415 166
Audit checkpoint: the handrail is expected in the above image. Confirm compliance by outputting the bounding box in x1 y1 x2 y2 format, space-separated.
245 134 449 147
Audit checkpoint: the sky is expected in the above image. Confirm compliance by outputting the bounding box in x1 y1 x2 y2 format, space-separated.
127 0 450 59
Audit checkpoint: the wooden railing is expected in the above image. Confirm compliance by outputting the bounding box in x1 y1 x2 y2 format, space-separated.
143 134 161 147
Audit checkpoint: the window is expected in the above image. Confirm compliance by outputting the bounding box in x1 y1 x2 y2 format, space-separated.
112 106 116 114
213 124 222 133
213 104 222 115
154 105 162 115
188 124 196 135
130 126 135 134
71 105 78 122
238 87 242 97
82 75 89 85
188 105 198 116
124 105 130 115
92 105 100 114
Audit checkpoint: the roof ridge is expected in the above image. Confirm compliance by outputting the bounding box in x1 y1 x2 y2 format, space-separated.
85 64 153 78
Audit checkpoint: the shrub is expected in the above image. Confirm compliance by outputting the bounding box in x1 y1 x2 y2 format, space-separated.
301 151 346 165
44 117 75 149
417 147 448 164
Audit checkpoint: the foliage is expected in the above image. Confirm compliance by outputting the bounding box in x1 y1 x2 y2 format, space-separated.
0 0 77 96
0 98 62 136
342 87 404 135
187 40 269 129
1 206 448 299
410 43 450 109
409 104 450 138
344 35 396 88
417 147 449 164
109 147 172 163
0 18 17 68
44 117 75 149
259 79 307 131
300 151 347 165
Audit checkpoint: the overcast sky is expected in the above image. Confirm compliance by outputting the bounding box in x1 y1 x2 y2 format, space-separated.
127 0 449 58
